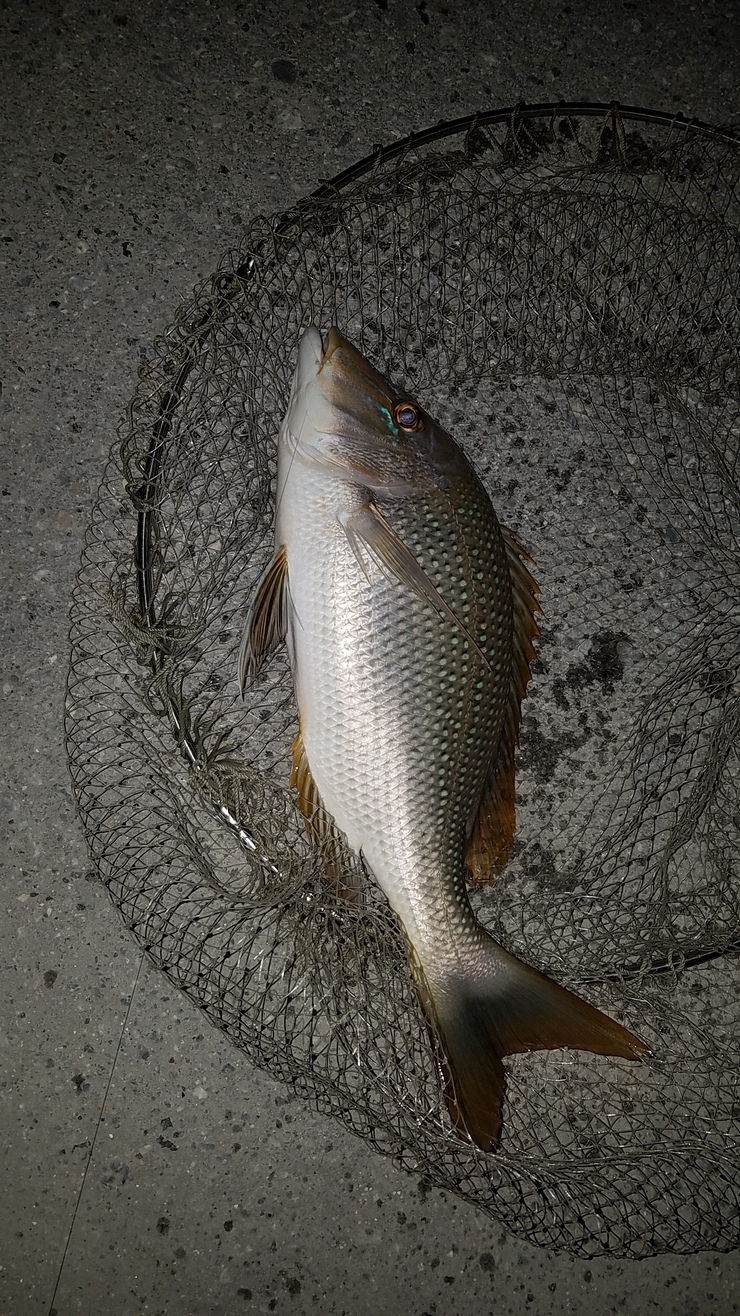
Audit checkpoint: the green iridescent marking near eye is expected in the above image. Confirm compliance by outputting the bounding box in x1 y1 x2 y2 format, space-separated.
380 405 399 435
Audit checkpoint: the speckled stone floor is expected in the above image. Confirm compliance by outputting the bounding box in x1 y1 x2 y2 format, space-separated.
2 2 739 1313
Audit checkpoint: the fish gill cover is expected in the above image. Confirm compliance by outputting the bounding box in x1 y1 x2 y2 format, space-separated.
66 105 740 1258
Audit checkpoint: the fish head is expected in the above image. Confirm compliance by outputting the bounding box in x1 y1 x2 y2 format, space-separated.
283 325 468 496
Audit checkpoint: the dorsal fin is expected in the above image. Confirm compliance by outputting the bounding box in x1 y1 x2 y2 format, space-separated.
238 545 288 692
466 526 541 885
291 730 362 902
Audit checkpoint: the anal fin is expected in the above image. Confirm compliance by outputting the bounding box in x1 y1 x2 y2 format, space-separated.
291 731 362 902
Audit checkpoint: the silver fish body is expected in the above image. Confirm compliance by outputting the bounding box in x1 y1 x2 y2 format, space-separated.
240 326 647 1150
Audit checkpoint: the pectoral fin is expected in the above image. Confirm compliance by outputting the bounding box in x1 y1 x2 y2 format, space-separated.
238 545 289 692
340 503 492 670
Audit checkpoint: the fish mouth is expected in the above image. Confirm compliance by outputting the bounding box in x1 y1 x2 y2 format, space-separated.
315 326 394 412
318 325 349 372
302 325 402 474
311 325 422 463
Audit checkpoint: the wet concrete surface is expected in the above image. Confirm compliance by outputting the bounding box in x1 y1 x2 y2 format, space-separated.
2 2 739 1312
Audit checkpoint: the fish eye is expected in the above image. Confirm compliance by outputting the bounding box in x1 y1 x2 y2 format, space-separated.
393 401 423 432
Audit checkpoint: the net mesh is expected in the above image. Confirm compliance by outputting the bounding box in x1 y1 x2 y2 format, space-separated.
66 106 740 1258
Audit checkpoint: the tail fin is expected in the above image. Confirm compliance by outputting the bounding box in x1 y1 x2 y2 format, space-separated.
411 937 649 1152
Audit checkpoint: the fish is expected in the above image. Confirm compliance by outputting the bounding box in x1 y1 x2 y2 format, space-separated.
238 324 648 1151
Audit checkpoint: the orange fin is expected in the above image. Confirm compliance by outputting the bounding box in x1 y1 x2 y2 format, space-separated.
291 731 362 902
410 935 649 1152
238 545 288 692
466 526 541 885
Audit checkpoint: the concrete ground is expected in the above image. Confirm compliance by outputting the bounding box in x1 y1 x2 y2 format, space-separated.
2 1 739 1313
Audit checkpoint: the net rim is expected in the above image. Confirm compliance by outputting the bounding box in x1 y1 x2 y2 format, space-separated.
314 100 740 200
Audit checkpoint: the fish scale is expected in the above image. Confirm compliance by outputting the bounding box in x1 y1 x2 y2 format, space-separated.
239 324 648 1150
288 481 476 933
